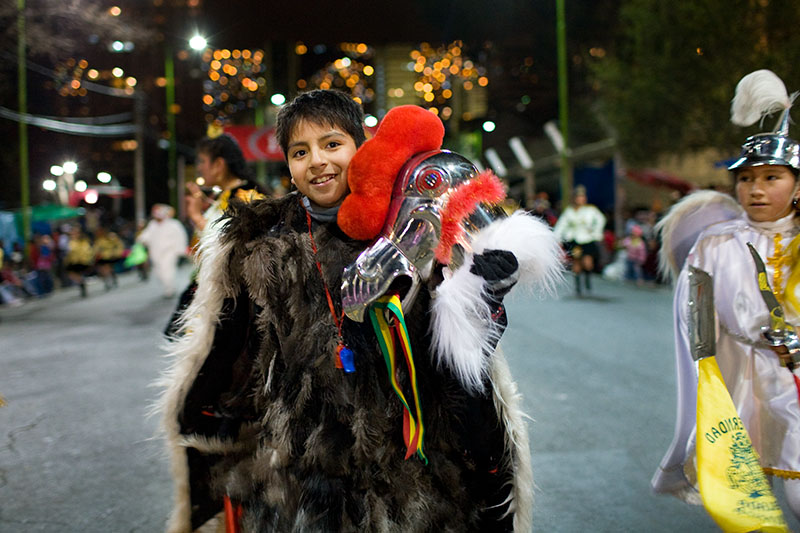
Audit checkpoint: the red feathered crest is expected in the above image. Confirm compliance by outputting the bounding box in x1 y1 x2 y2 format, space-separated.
337 106 445 240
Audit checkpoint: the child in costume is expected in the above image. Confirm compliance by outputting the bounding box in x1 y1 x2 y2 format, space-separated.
652 70 800 520
159 90 562 532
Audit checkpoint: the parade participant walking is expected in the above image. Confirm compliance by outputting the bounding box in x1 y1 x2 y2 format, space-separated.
160 91 561 532
63 226 94 298
166 134 265 336
137 204 187 298
653 70 800 526
185 133 265 239
93 227 124 291
553 184 606 295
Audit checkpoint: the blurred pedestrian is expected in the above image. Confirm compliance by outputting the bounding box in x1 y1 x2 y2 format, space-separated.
137 204 187 298
93 227 124 291
531 193 557 226
621 224 646 285
63 227 94 298
553 185 606 295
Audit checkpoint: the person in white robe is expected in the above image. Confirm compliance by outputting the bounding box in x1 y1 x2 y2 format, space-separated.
137 204 188 298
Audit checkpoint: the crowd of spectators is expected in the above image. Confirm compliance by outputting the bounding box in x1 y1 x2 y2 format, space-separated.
0 213 172 306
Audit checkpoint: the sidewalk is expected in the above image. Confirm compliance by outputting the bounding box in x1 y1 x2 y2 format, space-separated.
0 263 194 321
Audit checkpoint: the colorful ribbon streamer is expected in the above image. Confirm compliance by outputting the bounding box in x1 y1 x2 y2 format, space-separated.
369 294 427 463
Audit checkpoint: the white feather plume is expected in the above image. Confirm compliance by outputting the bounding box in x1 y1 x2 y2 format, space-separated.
731 69 791 126
655 190 742 280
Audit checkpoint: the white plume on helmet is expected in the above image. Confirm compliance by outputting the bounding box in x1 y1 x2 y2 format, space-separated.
731 69 794 127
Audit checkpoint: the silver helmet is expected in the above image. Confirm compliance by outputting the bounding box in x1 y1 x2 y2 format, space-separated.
341 150 505 322
728 70 800 172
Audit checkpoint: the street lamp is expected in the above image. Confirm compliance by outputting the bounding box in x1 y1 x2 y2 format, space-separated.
97 171 112 183
189 34 207 51
62 160 78 174
42 179 57 191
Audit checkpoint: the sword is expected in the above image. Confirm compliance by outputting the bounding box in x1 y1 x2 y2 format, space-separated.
746 242 800 369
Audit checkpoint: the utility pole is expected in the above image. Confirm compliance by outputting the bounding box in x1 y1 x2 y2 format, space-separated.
134 93 146 224
165 44 177 211
556 0 572 205
17 0 30 251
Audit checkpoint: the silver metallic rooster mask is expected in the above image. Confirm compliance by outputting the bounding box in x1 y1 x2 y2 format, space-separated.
341 149 505 322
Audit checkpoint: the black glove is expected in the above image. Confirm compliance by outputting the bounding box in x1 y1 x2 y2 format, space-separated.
470 249 519 302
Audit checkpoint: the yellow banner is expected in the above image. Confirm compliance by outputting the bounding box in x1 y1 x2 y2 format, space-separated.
696 356 788 532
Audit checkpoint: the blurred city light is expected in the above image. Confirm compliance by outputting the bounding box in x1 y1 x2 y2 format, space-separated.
270 93 286 106
196 177 205 186
62 161 78 174
482 120 496 132
42 179 57 191
74 180 88 192
50 165 64 177
108 6 121 16
364 115 378 128
111 40 125 52
97 172 112 183
189 35 208 51
85 190 99 204
112 67 124 78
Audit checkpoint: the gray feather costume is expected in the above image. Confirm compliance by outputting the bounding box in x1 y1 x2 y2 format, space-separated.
160 192 534 532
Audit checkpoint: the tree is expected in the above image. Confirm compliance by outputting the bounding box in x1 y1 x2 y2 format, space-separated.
590 0 800 164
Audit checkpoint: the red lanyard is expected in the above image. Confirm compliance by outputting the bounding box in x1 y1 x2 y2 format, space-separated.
304 207 349 370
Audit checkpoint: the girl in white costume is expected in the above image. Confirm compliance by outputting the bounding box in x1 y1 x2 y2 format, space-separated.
553 184 606 295
653 70 800 519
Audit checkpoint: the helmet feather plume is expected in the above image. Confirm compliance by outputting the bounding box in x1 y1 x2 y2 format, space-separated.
731 69 791 127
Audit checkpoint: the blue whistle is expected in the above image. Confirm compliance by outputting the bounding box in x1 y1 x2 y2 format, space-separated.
339 346 356 373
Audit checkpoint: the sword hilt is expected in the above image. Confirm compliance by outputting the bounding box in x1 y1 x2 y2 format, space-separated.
762 325 800 368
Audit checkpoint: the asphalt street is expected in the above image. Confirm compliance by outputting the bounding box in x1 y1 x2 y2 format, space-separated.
2 268 799 532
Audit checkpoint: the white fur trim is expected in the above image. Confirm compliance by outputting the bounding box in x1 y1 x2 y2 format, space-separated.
490 349 534 533
153 230 238 533
431 211 564 392
431 260 497 393
472 211 564 295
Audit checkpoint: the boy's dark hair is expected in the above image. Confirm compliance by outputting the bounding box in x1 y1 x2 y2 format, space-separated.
196 134 251 180
276 89 366 155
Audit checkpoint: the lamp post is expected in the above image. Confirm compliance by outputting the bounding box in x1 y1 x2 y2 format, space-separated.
17 0 30 254
165 43 177 211
164 34 208 212
556 0 572 205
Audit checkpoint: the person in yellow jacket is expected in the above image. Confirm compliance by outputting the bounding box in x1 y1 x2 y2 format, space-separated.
64 226 94 298
93 227 124 291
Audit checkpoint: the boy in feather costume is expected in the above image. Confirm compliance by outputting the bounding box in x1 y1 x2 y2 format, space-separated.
159 89 562 532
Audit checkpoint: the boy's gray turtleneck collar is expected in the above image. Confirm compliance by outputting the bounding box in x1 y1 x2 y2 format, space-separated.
302 196 340 223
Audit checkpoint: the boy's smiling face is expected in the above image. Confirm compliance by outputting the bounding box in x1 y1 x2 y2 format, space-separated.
287 119 358 208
